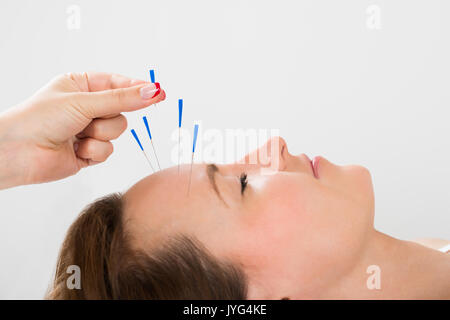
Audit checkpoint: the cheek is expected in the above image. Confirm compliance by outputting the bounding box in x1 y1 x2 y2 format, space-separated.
230 173 372 277
247 173 310 222
234 175 311 255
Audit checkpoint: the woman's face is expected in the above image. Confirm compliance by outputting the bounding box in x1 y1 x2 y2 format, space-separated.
124 137 375 299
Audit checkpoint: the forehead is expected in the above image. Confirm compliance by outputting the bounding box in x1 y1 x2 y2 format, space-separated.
122 163 222 236
124 163 212 201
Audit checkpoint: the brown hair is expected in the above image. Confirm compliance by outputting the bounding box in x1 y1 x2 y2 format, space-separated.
46 193 248 299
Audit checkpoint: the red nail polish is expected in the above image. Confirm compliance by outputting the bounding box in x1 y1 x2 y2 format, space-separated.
151 82 161 98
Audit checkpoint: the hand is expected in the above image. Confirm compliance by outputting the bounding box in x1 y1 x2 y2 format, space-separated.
0 72 166 189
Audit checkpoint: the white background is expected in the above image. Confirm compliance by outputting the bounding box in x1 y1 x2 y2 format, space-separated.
0 0 449 299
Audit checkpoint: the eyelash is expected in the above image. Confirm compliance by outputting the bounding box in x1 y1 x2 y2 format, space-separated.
240 172 248 194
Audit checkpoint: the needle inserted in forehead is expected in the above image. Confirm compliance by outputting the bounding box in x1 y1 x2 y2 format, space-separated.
178 99 183 175
187 124 199 195
142 116 161 170
131 129 155 173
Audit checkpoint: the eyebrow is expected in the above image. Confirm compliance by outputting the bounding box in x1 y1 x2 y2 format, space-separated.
206 164 228 206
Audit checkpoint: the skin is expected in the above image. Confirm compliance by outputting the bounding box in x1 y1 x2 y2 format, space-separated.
0 72 166 189
124 137 450 299
5 72 445 298
1 75 446 298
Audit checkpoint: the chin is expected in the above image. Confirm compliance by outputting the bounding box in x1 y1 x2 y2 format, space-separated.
342 164 376 218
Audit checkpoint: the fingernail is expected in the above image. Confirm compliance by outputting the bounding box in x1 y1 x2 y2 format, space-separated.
140 83 161 100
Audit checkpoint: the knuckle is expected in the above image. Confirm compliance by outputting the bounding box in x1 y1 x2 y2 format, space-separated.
112 88 126 104
91 120 105 138
57 73 71 82
63 72 75 81
71 92 95 119
64 72 85 88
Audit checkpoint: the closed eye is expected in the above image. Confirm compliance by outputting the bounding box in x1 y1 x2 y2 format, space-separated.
240 172 248 195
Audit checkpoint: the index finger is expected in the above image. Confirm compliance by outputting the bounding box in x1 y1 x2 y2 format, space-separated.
70 72 148 92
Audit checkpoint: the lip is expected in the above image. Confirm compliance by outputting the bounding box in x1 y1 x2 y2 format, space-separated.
301 154 316 179
312 156 320 179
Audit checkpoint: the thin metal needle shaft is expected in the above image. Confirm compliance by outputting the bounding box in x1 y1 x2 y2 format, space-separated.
187 124 199 195
178 127 181 174
143 151 155 173
131 129 155 173
142 116 160 171
178 99 183 175
187 152 194 195
150 140 161 170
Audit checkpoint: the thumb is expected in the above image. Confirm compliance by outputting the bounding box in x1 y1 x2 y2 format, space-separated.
74 82 162 118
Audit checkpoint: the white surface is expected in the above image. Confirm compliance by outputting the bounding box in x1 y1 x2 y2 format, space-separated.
0 0 449 299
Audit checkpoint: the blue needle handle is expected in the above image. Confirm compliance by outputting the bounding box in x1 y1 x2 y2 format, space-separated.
143 116 152 140
149 69 155 83
192 124 199 153
178 99 183 128
131 129 144 151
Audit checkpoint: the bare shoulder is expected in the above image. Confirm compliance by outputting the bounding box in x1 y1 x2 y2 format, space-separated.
412 238 450 251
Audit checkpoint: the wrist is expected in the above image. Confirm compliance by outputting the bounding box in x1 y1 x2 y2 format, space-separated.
0 109 28 189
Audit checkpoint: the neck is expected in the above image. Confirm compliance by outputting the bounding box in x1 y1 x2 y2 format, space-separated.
321 230 450 299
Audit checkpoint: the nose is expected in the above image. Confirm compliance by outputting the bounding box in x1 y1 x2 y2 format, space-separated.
239 136 288 171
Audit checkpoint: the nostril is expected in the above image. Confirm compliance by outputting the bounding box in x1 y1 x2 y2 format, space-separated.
275 138 288 171
271 136 287 153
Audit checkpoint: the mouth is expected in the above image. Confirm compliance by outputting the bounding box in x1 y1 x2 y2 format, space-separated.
312 156 320 179
301 154 318 179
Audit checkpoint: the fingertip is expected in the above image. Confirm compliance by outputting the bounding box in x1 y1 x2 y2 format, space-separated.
98 141 114 161
119 114 128 133
152 89 166 104
108 140 114 154
159 89 166 101
140 83 161 100
102 141 114 160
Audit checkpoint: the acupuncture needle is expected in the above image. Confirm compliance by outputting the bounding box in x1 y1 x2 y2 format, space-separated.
178 99 183 174
149 69 158 107
187 124 199 195
131 129 155 173
142 116 161 170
